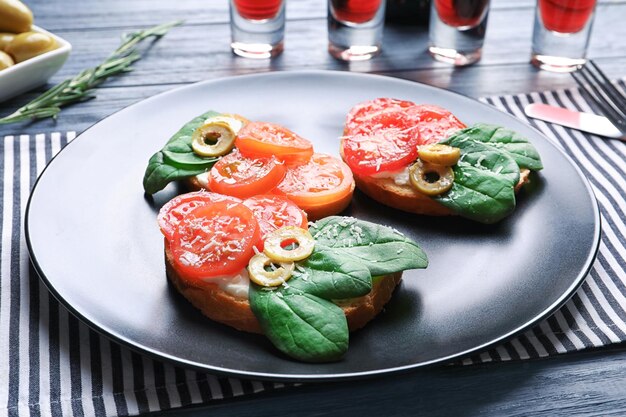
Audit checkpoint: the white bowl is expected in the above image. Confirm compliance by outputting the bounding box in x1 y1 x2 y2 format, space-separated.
0 26 71 103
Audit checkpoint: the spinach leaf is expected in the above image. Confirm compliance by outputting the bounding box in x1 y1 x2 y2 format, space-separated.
248 216 428 362
142 110 222 194
442 137 520 185
143 151 207 195
288 249 372 299
443 124 543 171
309 216 428 276
162 141 220 167
431 124 535 224
434 163 517 224
249 285 349 362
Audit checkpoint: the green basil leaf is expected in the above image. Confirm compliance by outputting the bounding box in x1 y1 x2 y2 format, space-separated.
309 216 428 276
142 110 221 194
434 163 517 224
249 285 349 362
288 249 372 299
142 151 207 194
443 124 543 171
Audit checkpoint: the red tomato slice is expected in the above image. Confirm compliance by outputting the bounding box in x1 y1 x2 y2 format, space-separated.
207 150 286 199
341 108 420 176
344 97 416 136
157 191 241 240
275 154 354 219
235 122 314 164
409 104 466 145
170 201 261 280
243 194 308 239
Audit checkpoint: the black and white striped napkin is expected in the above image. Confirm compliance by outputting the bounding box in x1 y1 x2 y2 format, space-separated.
0 132 285 417
1 82 625 416
464 82 626 364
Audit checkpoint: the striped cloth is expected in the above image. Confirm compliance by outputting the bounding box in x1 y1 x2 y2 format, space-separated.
1 82 625 415
0 132 285 417
463 81 626 364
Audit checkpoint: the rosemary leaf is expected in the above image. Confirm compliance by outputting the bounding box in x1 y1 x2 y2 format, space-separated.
0 20 182 125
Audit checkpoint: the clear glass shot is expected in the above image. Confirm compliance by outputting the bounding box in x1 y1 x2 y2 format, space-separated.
531 0 597 72
428 0 490 66
229 0 285 59
328 0 386 61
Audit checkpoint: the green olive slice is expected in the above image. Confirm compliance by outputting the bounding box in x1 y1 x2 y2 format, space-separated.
205 115 246 134
409 160 454 196
263 226 315 262
191 121 236 157
248 253 295 287
418 144 461 166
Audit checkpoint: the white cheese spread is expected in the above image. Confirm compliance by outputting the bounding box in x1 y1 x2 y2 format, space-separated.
369 166 411 185
195 171 210 188
203 269 250 299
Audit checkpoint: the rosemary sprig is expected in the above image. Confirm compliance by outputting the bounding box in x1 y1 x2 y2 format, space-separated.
0 20 182 125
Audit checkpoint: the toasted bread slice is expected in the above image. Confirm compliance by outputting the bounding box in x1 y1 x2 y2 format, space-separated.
185 175 207 193
351 168 530 217
165 244 402 334
353 173 454 216
340 137 530 217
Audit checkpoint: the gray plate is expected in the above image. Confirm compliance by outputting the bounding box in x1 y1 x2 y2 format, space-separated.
25 71 600 381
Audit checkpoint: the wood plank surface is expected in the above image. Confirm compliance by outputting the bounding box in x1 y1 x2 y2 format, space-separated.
149 345 626 417
12 2 626 88
2 2 626 135
2 56 626 136
28 0 551 31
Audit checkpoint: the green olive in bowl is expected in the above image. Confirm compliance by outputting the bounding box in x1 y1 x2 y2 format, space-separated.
5 31 58 63
0 0 33 33
0 50 14 70
0 32 15 51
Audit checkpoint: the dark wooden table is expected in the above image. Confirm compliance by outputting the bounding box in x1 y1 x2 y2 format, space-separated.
2 0 626 415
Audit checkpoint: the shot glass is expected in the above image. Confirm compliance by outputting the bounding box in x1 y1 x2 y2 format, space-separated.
328 0 386 61
531 0 597 72
428 0 491 66
229 0 285 59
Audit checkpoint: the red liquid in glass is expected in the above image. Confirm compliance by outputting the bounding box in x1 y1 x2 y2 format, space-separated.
233 0 282 20
434 0 489 28
331 0 383 24
539 0 596 33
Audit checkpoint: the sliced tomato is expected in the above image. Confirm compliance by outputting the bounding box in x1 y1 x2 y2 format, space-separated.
341 108 420 176
235 121 314 164
243 194 308 240
169 201 261 280
409 104 466 145
275 154 354 219
157 191 241 240
207 150 286 199
344 97 416 136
